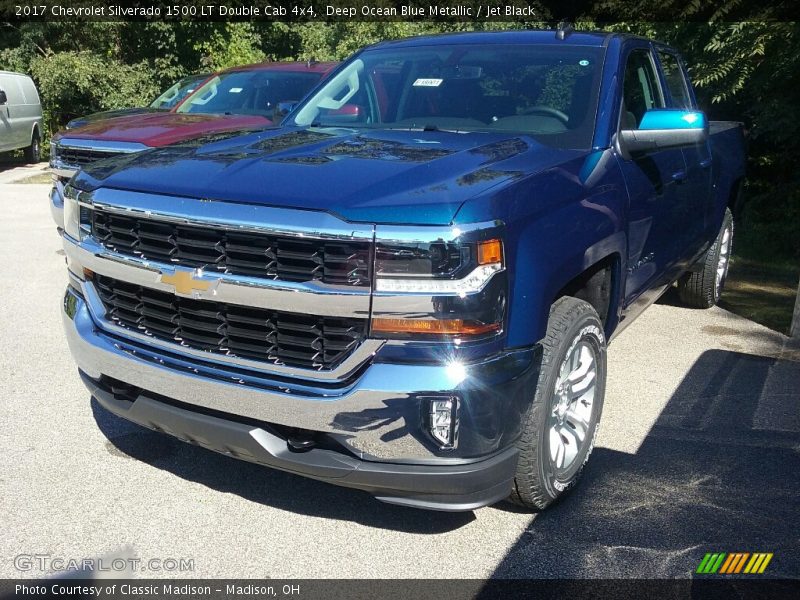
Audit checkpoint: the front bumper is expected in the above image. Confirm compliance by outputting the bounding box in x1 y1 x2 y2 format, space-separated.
49 177 67 231
64 286 540 510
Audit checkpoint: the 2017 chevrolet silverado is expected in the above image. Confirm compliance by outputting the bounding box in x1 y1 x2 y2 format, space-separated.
64 73 212 130
61 30 746 511
50 61 337 229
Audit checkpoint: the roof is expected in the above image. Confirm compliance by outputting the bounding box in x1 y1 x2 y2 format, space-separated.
371 30 616 49
0 70 31 77
222 61 339 74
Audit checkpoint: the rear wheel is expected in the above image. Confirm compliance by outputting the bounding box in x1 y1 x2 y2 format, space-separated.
510 297 606 510
24 129 40 163
678 208 734 308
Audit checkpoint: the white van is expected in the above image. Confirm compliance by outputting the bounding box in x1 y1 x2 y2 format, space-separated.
0 71 43 162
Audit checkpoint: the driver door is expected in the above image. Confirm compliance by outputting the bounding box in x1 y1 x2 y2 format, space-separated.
617 46 691 309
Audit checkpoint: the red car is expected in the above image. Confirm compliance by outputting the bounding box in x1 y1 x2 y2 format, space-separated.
50 60 338 228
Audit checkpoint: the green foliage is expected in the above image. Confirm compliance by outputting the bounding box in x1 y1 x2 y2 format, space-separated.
28 51 158 146
193 23 266 71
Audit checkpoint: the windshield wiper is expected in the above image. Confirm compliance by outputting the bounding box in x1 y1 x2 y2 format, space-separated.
309 121 373 129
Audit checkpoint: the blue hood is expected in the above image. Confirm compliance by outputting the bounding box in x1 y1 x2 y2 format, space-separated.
75 127 583 225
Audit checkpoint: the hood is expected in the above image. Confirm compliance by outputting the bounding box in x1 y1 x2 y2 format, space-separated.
76 127 584 225
66 107 164 130
55 112 272 147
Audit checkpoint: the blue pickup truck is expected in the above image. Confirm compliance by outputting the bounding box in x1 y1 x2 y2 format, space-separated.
61 30 746 511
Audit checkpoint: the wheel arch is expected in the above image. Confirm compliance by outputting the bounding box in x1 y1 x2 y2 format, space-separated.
728 176 746 221
507 238 625 349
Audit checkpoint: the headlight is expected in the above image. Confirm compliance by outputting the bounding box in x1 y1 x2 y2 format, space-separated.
371 233 507 341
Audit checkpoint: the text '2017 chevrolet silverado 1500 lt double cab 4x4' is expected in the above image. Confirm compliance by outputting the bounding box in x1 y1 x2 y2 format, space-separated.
61 30 746 511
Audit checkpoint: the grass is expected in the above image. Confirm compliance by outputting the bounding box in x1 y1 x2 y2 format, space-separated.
718 183 799 335
721 251 798 336
13 172 52 184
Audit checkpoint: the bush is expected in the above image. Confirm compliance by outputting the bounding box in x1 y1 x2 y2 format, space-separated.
29 51 159 148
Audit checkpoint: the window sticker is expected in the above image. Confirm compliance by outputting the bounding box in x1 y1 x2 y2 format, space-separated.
579 60 590 66
413 78 443 87
228 87 243 93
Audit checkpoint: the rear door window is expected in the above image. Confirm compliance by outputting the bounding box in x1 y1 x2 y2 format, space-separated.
657 51 693 109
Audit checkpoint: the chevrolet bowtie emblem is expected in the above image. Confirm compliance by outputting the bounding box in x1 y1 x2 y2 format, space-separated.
159 268 214 296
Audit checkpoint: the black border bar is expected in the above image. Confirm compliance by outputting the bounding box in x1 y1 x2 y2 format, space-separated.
2 578 800 600
2 0 799 22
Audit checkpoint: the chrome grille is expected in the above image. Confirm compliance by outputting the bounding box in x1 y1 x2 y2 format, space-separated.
94 275 368 370
57 147 123 167
90 209 371 286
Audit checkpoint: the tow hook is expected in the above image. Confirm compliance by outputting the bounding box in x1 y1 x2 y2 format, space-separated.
287 434 316 452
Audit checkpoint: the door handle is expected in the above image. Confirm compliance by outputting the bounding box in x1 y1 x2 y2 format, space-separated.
699 158 712 169
671 170 688 183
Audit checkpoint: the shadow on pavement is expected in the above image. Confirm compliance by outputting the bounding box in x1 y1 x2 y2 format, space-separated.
0 157 32 171
489 348 800 578
90 397 476 534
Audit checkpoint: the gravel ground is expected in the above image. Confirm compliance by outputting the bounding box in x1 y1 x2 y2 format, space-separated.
1 176 798 580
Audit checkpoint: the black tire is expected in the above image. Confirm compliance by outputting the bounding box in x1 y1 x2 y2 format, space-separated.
678 208 734 309
24 129 41 163
510 296 607 510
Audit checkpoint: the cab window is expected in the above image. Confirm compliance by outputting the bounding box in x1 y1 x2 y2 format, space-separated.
621 49 664 129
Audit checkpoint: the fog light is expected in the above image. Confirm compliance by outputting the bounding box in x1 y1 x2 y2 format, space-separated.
427 396 459 449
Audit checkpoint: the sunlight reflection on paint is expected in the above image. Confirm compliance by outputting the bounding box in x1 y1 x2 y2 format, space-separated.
446 361 468 385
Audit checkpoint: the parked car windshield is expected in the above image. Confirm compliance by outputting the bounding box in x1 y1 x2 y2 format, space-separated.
176 70 323 117
149 74 209 110
292 44 604 148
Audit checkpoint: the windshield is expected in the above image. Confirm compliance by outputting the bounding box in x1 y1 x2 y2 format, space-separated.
292 44 604 148
176 70 323 117
149 75 208 110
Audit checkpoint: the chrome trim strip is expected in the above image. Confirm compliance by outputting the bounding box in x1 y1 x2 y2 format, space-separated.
63 236 371 318
87 188 375 241
54 138 150 153
374 220 503 244
49 180 65 230
50 167 76 179
78 277 382 383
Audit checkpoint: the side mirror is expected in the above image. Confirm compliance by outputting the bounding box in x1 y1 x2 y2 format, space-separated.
616 109 707 159
0 90 7 105
272 101 298 124
321 103 361 124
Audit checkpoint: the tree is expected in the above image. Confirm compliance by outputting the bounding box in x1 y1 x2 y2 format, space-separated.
792 280 800 339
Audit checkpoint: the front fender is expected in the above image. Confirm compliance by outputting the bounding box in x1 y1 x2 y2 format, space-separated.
456 149 628 346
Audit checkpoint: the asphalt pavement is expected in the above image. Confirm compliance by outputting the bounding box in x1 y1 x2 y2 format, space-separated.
1 172 798 579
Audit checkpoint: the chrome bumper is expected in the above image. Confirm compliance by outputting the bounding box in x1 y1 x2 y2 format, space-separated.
49 178 66 230
63 285 539 463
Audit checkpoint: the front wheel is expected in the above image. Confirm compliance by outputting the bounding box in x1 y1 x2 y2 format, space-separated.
678 208 734 308
24 130 41 163
510 297 607 510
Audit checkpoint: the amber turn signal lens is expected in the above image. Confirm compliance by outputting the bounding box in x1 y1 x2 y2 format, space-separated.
372 318 500 336
83 268 94 280
477 239 503 265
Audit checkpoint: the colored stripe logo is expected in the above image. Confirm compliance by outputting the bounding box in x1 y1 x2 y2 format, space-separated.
697 552 773 574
